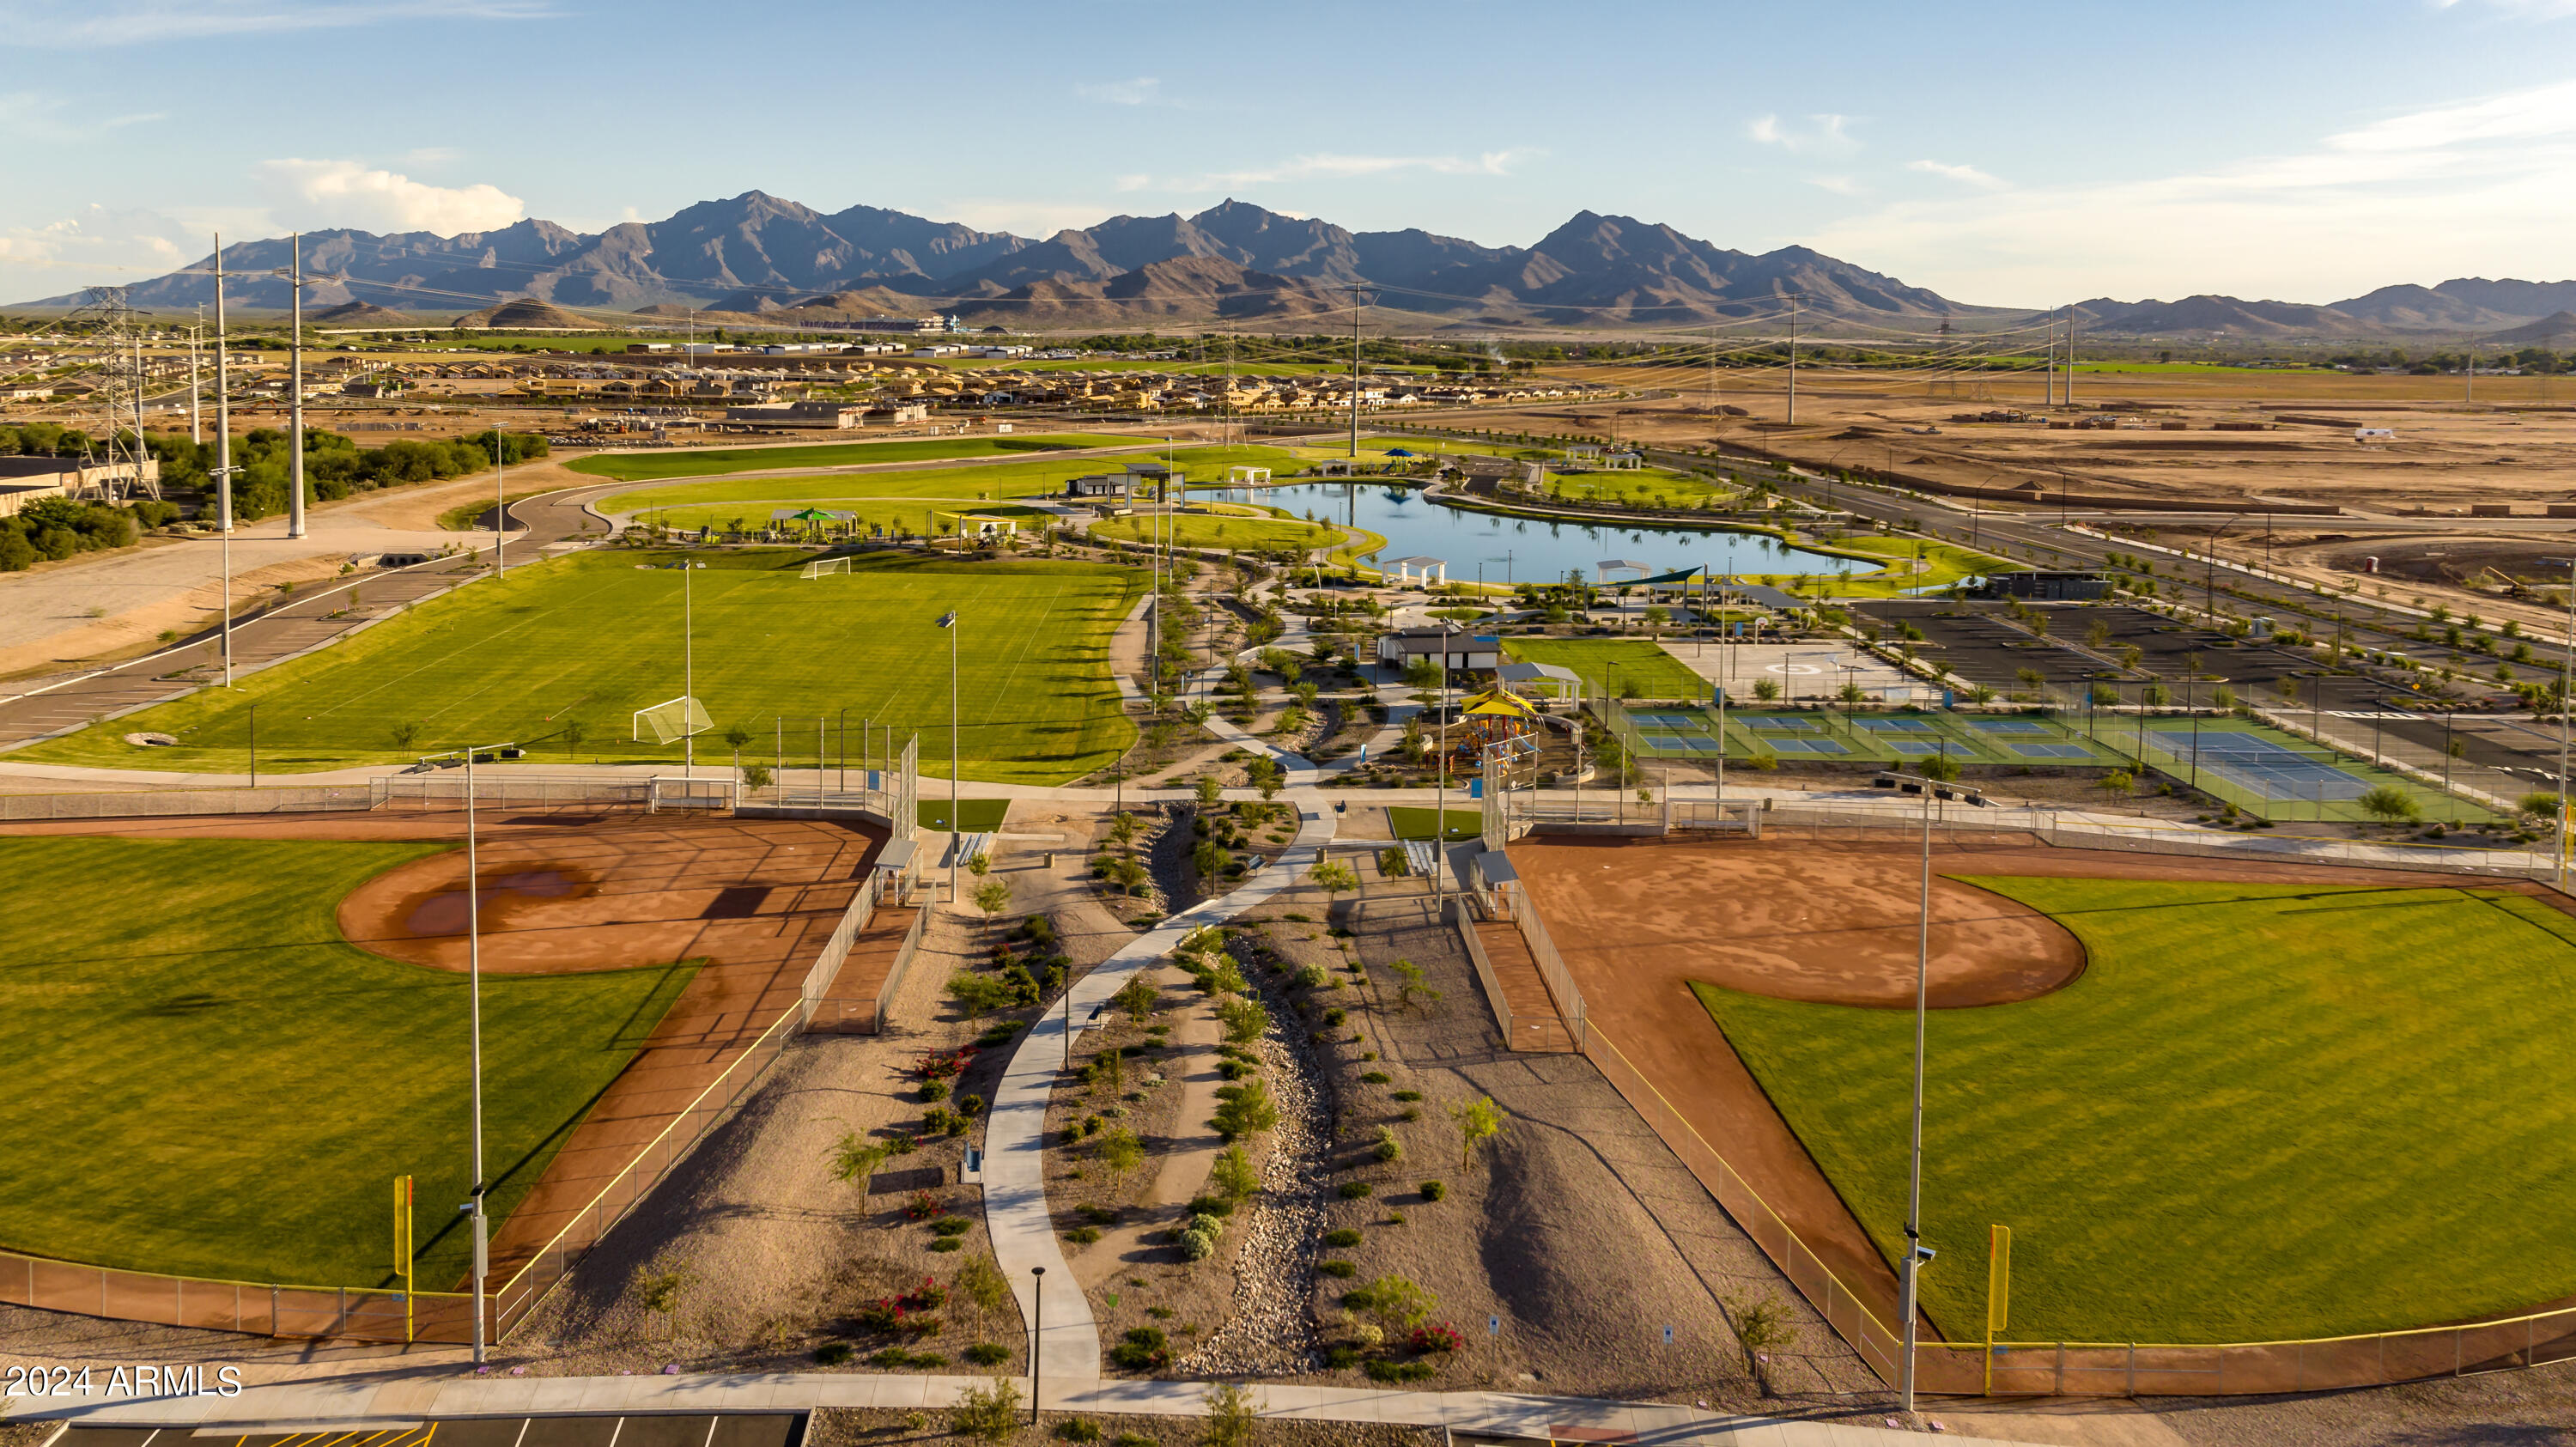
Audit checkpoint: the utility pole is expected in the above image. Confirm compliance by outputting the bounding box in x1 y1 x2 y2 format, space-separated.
1350 283 1364 457
189 306 203 446
214 235 235 688
493 423 507 579
283 233 308 539
1786 295 1798 425
2044 308 2057 407
2065 307 2078 410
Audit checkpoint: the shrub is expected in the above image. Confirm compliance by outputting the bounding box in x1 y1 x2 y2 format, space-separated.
1358 1274 1437 1331
1409 1323 1464 1353
1188 1212 1226 1240
905 1191 942 1221
1364 1359 1436 1383
1218 995 1270 1044
1322 1343 1362 1368
1360 1071 1392 1085
1066 1226 1102 1244
920 1079 950 1102
1205 1382 1261 1447
1210 1143 1262 1201
813 1342 855 1365
1057 1419 1102 1444
929 1237 962 1253
1391 1090 1423 1102
1318 1259 1357 1277
1179 1228 1216 1262
1212 1079 1279 1140
1419 1180 1446 1201
949 1379 1023 1443
961 1342 1009 1367
1109 1326 1170 1369
1078 1204 1121 1225
1321 1007 1346 1027
1337 1181 1372 1200
931 1216 973 1237
1373 1126 1403 1163
1324 1228 1362 1248
1187 1195 1236 1218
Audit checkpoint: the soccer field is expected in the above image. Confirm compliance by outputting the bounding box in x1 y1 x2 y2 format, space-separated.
563 433 1137 483
21 550 1146 783
0 835 694 1287
1500 637 1705 697
598 442 1318 520
1695 876 2576 1344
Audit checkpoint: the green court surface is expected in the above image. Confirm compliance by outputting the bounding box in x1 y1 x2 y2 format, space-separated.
2080 716 2479 824
920 798 1011 832
0 835 696 1288
1666 708 2125 768
1696 876 2576 1344
20 550 1145 784
564 433 1135 483
1500 638 1705 699
1388 806 1482 841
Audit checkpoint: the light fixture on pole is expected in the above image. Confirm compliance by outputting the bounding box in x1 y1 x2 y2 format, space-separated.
213 235 236 687
1898 765 1935 1414
940 610 961 903
420 737 515 1365
272 234 310 540
1029 1264 1047 1421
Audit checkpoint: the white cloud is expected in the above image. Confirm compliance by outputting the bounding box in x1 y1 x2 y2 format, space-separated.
258 158 525 234
1907 158 2005 188
1113 173 1152 192
0 204 198 301
4 0 554 46
1076 76 1162 106
403 145 463 165
1747 112 1858 155
2433 0 2576 17
1802 78 2576 305
0 89 161 141
1807 176 1862 196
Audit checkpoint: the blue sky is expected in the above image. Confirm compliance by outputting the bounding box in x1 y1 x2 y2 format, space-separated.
4 0 2573 308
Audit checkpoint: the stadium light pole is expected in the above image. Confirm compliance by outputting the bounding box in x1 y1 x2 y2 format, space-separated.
213 235 237 688
422 738 513 1365
2550 557 2576 889
493 424 507 579
1898 766 1935 1415
941 610 960 904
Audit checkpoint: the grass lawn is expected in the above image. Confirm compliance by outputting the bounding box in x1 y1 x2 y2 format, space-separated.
1387 806 1481 841
1546 469 1735 508
565 433 1136 483
920 798 1011 832
0 835 695 1287
1501 637 1707 699
1816 536 2017 598
1695 876 2576 1344
20 550 1145 784
599 443 1315 518
647 500 1061 540
1091 513 1344 552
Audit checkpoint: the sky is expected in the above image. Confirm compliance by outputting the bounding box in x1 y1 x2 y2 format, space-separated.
3 0 2573 309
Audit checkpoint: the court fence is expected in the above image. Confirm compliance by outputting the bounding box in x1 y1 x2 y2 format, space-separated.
0 783 380 820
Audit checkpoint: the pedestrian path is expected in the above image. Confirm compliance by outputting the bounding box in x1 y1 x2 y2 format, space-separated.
3 1367 2053 1445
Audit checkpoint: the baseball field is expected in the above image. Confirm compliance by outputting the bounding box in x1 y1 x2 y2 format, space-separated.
0 833 696 1287
19 550 1146 783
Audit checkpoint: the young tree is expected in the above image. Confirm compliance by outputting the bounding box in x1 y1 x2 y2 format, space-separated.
1450 1095 1506 1170
1212 1078 1279 1140
1209 1142 1262 1201
561 719 587 760
1218 995 1269 1045
2358 784 2421 824
1196 774 1224 807
967 851 990 878
633 1255 688 1340
949 1380 1023 1444
1247 757 1285 805
1359 1274 1437 1333
1108 810 1143 855
829 1129 889 1190
971 878 1012 939
388 720 422 751
1193 838 1228 886
722 722 753 778
1917 751 1961 784
2099 769 2136 799
1095 1125 1145 1176
1388 958 1441 1012
1724 1292 1800 1395
1114 972 1159 1023
1309 858 1358 911
1203 1383 1261 1447
1752 678 1782 702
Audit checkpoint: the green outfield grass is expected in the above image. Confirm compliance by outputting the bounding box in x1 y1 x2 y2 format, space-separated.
640 499 1061 539
1091 512 1344 552
920 798 1011 831
1696 876 2576 1344
1818 536 2016 598
1388 806 1482 841
20 550 1145 783
599 443 1316 518
0 835 696 1288
1501 637 1706 698
565 433 1137 483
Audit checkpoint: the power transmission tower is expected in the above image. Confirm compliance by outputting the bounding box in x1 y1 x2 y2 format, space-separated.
59 285 161 502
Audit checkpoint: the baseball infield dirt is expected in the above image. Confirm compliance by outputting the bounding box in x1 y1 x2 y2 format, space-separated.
1506 830 2572 1340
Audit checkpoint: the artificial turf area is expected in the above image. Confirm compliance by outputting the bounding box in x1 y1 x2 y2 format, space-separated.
21 550 1145 783
1693 875 2576 1345
920 798 1011 832
0 835 695 1287
563 433 1136 483
1500 637 1708 698
1387 806 1482 841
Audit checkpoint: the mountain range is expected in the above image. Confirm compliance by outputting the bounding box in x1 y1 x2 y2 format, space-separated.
24 192 2574 340
20 192 1978 329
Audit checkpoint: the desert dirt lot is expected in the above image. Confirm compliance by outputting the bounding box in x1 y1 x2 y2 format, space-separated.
1503 830 2574 1342
1478 367 2576 520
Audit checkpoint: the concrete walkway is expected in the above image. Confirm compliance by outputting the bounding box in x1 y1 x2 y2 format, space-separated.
1 1368 2049 1444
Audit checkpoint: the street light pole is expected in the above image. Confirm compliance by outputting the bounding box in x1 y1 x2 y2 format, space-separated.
1030 1264 1047 1421
422 737 513 1365
1898 768 1934 1415
941 610 961 903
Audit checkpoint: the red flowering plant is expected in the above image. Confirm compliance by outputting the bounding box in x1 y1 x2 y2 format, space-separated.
917 1047 974 1082
1409 1323 1463 1354
904 1190 942 1221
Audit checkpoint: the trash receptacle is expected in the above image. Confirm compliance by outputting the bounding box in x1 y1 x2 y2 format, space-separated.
1045 851 1057 867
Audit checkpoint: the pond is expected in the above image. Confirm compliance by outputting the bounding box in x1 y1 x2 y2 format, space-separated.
1199 481 1861 587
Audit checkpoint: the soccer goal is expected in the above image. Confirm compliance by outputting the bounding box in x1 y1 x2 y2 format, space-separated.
800 556 852 580
632 695 714 745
